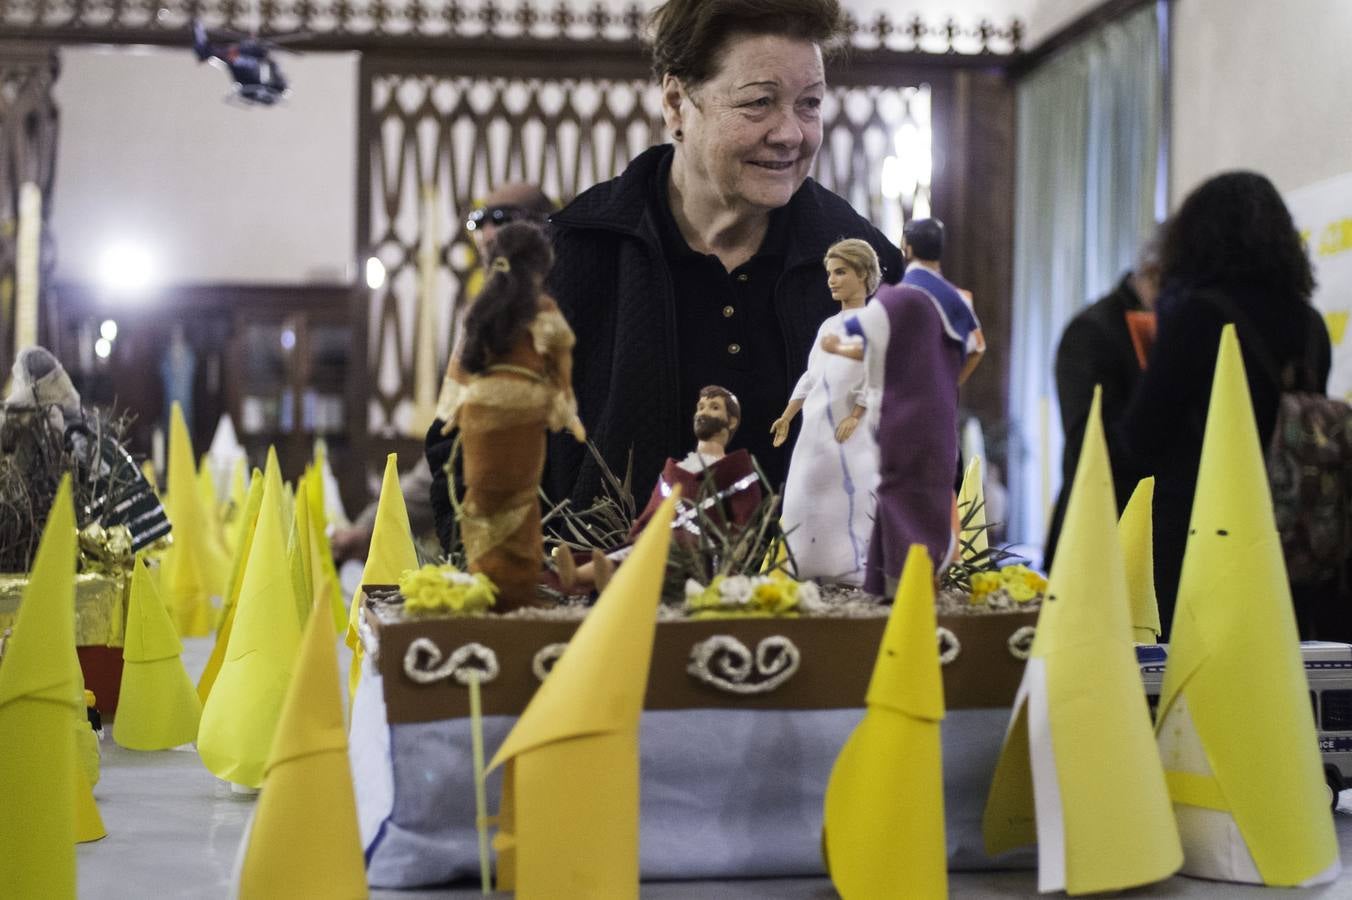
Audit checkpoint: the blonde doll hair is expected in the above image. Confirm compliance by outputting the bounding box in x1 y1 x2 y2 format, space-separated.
823 238 882 295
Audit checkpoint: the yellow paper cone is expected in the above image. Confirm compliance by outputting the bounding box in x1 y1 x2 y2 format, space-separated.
304 459 345 635
315 439 352 528
346 453 418 700
984 389 1181 894
198 458 304 788
1156 326 1339 885
291 469 316 628
73 759 106 844
229 457 248 508
957 455 989 560
162 403 229 637
0 477 79 895
235 583 367 898
141 459 161 497
223 458 248 558
823 544 945 898
199 452 221 522
488 491 678 899
115 558 202 750
1119 478 1161 642
199 469 266 704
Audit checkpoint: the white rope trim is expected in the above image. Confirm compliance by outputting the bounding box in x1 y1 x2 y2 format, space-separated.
531 642 570 682
403 639 500 686
357 609 380 661
1008 625 1036 661
937 626 961 666
686 635 801 695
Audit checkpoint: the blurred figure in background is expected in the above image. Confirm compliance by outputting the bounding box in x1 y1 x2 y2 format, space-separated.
1116 171 1331 638
1044 235 1161 570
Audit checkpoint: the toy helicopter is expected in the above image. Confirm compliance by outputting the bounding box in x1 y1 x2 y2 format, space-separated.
191 18 306 106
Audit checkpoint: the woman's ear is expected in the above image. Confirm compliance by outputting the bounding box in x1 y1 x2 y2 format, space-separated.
661 73 687 140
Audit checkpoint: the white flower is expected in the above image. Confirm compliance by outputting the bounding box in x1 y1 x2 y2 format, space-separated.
986 590 1013 611
448 571 476 586
685 579 706 599
719 575 754 605
796 580 822 610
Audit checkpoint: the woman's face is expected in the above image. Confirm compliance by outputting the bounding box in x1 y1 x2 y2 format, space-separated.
825 257 866 303
665 34 826 213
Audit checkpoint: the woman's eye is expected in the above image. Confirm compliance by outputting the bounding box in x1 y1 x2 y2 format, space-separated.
743 97 772 109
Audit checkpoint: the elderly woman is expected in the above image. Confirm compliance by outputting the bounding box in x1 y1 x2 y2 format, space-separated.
542 0 902 511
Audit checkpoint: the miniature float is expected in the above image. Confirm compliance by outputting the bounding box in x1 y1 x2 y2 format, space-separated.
348 501 1047 887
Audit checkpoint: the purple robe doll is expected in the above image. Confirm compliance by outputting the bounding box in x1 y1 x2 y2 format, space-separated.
837 280 982 596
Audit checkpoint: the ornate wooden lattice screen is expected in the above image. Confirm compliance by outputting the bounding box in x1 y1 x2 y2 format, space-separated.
0 42 58 378
361 71 933 438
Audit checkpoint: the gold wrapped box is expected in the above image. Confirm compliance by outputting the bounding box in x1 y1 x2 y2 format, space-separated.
0 572 130 713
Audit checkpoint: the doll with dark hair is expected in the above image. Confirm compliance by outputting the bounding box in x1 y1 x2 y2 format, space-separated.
434 222 585 610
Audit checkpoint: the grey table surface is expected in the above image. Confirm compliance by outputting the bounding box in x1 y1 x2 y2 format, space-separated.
73 593 1352 899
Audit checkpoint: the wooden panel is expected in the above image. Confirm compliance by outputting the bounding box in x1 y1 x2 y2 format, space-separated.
0 42 58 379
935 67 1016 442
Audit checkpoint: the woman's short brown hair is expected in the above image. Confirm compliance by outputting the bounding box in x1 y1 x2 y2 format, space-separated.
649 0 847 86
824 238 882 295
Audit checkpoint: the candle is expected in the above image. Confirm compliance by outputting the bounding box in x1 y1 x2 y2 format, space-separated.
15 182 40 357
411 184 440 434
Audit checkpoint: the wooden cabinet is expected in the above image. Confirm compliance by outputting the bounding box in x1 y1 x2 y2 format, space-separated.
50 282 368 516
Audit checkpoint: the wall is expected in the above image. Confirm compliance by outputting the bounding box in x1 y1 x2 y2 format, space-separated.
1021 0 1107 47
1171 0 1352 198
52 45 358 287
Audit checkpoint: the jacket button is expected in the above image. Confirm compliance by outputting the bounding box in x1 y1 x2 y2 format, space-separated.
722 305 735 318
728 343 741 355
736 273 749 283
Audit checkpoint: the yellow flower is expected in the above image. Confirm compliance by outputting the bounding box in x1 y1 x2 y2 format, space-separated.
685 572 802 618
399 563 497 616
970 571 1001 597
1006 580 1037 602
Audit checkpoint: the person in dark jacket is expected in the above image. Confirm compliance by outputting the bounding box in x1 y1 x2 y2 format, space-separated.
531 0 902 514
1117 171 1331 638
1044 240 1160 569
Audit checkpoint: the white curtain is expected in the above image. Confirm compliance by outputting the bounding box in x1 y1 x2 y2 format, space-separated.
1007 3 1163 547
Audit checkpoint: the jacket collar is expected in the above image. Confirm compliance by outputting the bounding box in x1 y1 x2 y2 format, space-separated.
552 144 860 269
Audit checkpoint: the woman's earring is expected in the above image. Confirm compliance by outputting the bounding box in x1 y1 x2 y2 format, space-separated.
673 128 683 141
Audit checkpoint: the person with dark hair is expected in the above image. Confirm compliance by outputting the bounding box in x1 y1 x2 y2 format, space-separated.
464 182 556 259
1043 237 1162 570
343 183 560 564
1118 171 1331 637
902 217 945 264
543 0 903 513
432 222 586 610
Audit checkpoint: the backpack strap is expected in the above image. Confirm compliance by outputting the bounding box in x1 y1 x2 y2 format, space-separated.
1191 289 1317 393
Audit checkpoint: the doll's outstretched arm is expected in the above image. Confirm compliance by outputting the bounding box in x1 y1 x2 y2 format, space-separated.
769 398 804 447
